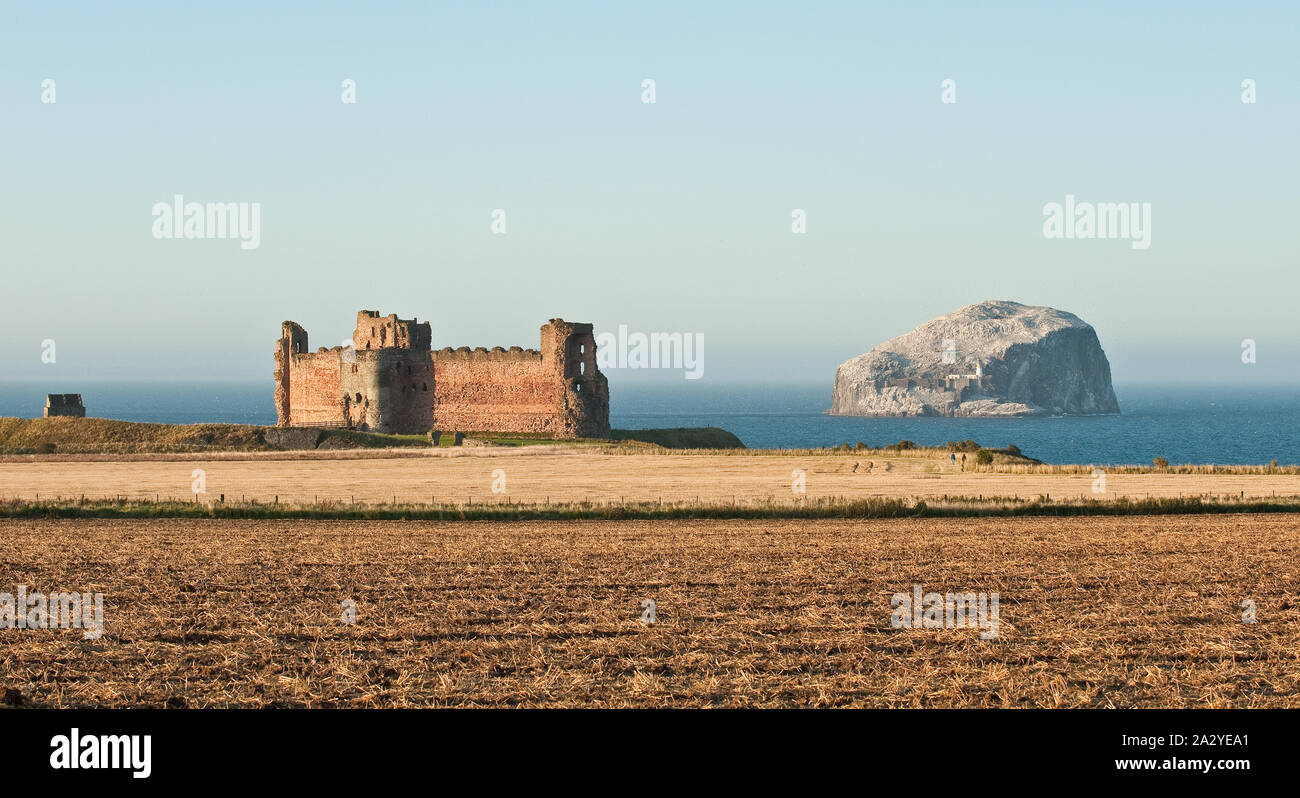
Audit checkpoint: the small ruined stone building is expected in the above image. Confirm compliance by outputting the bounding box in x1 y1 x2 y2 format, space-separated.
273 311 609 438
44 394 86 418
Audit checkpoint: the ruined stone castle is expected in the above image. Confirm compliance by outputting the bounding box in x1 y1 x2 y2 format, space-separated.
274 311 609 438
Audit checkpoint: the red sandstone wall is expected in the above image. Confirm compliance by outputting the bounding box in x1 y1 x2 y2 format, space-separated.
431 348 563 434
288 352 345 426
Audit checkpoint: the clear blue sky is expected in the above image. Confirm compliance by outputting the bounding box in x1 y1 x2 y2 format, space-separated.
2 1 1297 384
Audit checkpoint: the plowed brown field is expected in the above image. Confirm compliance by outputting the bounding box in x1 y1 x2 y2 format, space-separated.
3 514 1296 707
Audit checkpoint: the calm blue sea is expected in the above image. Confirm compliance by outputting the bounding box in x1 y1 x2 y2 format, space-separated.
1 381 1296 466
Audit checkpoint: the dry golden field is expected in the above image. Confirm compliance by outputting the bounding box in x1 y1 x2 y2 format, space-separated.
2 514 1298 707
2 449 1298 506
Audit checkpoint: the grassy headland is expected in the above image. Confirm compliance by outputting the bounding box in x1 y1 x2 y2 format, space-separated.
0 417 743 455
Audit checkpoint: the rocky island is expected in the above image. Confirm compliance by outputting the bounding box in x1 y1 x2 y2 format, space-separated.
830 300 1120 417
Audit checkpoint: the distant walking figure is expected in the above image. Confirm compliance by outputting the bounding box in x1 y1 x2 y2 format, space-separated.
950 453 956 466
961 453 967 471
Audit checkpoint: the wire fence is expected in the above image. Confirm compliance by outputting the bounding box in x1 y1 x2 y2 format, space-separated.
5 489 1299 510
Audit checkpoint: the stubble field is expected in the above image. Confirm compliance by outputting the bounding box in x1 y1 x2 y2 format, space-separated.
2 449 1298 506
3 514 1297 708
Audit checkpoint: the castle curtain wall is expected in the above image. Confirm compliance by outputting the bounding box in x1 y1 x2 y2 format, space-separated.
430 349 560 435
287 352 345 426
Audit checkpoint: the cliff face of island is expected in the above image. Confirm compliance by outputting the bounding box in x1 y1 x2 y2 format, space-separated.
830 300 1120 417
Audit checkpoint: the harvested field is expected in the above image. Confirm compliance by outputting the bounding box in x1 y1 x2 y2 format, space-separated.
2 450 1299 506
2 515 1298 707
